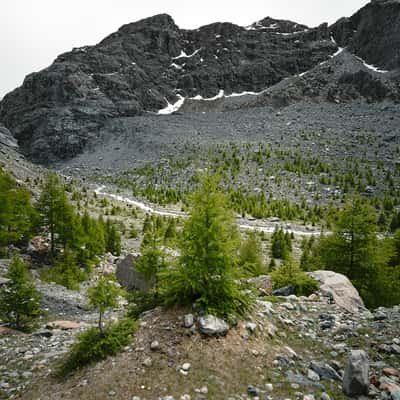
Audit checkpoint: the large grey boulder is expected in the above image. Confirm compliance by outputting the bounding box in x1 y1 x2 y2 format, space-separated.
116 253 154 292
307 270 366 314
198 315 230 336
342 350 369 397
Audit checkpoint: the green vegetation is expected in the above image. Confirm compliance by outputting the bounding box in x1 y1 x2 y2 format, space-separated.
38 173 122 289
0 256 42 331
60 276 134 375
270 227 292 261
136 222 166 293
127 291 163 319
271 258 319 296
162 174 253 317
59 318 136 375
238 231 266 277
308 197 400 308
90 136 400 227
0 168 38 251
88 276 122 334
40 248 87 290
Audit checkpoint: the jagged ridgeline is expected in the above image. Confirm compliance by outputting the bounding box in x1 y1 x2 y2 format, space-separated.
1 0 400 163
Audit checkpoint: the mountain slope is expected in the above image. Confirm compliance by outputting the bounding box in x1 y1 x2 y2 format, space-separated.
0 1 400 163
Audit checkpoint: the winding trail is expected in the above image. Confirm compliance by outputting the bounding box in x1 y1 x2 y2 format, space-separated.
94 185 323 237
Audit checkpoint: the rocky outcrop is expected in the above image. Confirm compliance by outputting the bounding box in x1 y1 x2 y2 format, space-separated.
0 14 343 163
1 1 400 163
331 0 400 70
116 253 154 292
0 125 18 149
306 270 366 314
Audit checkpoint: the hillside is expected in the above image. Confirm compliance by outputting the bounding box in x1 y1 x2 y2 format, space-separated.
0 0 400 163
1 3 400 399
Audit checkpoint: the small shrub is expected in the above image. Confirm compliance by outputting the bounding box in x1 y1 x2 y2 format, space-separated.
271 259 319 296
127 290 163 319
0 256 42 331
40 249 87 290
59 318 137 375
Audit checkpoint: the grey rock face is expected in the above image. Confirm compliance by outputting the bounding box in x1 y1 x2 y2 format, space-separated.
342 350 369 397
2 2 399 163
332 0 400 70
116 253 154 292
198 315 229 336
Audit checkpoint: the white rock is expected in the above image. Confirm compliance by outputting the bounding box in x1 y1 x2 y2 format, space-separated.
198 315 229 336
150 341 160 351
184 314 194 328
181 363 191 371
307 270 366 313
142 357 152 367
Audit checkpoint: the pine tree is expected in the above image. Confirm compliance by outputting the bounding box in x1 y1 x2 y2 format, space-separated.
318 197 377 292
103 219 121 255
271 227 291 260
315 197 398 308
0 169 38 248
163 174 251 317
37 173 70 256
239 231 265 277
87 277 121 334
0 256 42 331
136 224 166 293
54 247 86 290
164 219 177 242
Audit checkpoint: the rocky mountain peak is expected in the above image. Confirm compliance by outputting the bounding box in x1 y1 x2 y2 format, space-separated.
118 13 179 35
250 16 309 33
0 2 400 163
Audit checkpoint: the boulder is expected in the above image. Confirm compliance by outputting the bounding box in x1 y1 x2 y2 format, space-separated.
306 270 366 313
116 253 154 292
198 315 229 336
342 350 369 397
46 320 88 330
273 285 295 296
248 275 273 295
310 361 342 381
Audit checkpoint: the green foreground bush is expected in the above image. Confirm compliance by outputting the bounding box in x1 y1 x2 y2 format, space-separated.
59 318 137 375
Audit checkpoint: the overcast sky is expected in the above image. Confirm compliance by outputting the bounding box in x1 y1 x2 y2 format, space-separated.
1 0 369 99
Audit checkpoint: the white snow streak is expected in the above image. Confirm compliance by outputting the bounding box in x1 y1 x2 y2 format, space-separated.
170 63 183 70
172 48 201 59
355 56 388 73
157 95 185 115
331 47 344 57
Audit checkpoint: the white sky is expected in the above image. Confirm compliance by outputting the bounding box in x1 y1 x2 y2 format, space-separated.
1 0 368 99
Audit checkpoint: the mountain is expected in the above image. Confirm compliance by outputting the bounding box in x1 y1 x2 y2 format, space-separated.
0 0 400 163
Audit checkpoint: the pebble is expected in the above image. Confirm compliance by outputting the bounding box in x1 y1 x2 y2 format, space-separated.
150 340 160 351
142 357 152 367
